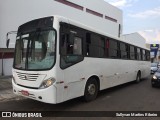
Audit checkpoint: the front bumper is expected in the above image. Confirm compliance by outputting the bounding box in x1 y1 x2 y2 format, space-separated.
12 79 57 104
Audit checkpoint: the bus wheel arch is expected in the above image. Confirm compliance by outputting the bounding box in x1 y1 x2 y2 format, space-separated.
135 70 141 83
83 76 100 102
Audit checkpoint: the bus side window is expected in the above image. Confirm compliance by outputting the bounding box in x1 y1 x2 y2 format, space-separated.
108 39 118 58
134 47 137 60
130 45 135 60
137 48 141 60
60 32 83 69
61 33 82 55
146 50 150 61
120 42 128 59
86 32 105 57
142 50 146 61
73 37 82 55
60 33 68 55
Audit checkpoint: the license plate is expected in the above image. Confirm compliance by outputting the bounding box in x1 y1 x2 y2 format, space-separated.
21 90 29 96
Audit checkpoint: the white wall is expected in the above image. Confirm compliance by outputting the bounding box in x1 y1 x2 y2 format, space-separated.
0 58 13 76
0 0 122 48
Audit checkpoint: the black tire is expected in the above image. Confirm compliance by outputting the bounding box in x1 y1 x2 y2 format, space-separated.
135 72 141 83
152 83 156 87
84 78 99 102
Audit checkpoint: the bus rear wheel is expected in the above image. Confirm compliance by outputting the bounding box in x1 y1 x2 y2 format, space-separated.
84 78 98 102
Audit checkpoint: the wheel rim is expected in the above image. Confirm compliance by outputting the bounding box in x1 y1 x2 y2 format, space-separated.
88 84 96 95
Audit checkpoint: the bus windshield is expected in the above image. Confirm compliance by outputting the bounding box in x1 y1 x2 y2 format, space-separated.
14 29 56 70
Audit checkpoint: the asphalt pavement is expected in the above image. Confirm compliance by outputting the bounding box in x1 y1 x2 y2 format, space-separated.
1 75 160 120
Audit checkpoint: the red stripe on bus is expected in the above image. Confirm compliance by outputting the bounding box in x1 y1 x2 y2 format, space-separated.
55 0 84 11
86 8 103 18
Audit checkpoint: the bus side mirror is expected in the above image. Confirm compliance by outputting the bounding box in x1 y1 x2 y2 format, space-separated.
6 31 17 48
6 39 10 48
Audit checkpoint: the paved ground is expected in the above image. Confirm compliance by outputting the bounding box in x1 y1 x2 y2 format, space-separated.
0 76 24 102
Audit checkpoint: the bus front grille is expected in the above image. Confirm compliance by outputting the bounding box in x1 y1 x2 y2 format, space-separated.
16 72 39 81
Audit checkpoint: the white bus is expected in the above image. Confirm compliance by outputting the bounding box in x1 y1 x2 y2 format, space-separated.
11 16 150 104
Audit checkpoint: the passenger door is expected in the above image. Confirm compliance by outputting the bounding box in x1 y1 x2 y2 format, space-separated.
60 23 85 100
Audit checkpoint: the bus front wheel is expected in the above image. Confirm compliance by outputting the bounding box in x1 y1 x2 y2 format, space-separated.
84 78 98 102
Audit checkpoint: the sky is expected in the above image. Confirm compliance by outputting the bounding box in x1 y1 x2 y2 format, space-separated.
104 0 160 44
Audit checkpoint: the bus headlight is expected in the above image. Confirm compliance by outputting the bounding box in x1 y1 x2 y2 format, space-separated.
39 78 56 89
153 75 157 80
